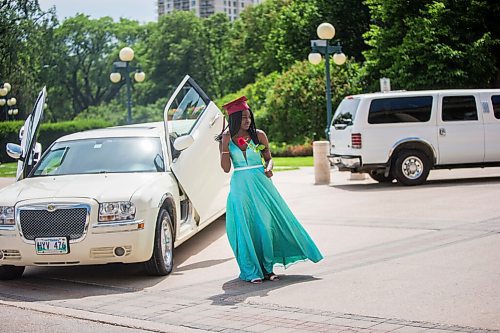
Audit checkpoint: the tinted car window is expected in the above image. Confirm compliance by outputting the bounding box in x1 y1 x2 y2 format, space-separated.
492 95 500 119
368 96 432 124
32 137 165 177
333 98 360 128
442 96 478 121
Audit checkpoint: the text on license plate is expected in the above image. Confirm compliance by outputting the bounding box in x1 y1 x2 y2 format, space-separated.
35 237 68 254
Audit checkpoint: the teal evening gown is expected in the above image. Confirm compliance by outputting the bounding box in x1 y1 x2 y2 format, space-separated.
226 139 323 281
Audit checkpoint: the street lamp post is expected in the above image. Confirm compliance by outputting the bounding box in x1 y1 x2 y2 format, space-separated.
0 82 19 121
308 23 346 139
110 47 146 124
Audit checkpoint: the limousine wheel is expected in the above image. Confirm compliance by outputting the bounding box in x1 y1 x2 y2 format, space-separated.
393 150 430 186
369 171 394 183
0 265 25 280
144 208 174 276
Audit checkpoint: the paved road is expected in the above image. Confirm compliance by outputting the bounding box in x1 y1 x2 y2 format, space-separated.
1 167 499 333
0 303 152 333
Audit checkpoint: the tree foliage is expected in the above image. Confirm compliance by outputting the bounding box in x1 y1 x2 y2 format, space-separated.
0 0 57 118
363 0 500 90
2 0 499 148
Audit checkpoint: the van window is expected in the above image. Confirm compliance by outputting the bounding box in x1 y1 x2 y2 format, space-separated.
442 96 478 121
492 95 500 119
332 98 360 128
368 96 432 124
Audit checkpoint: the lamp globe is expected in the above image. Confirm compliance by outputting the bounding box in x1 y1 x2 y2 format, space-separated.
317 23 335 40
119 47 135 62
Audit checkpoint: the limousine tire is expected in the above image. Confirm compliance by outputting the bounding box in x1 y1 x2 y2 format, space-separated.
393 150 430 186
369 170 395 183
144 209 174 276
0 265 25 280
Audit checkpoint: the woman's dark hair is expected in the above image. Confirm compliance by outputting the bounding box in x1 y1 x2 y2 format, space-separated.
228 109 259 144
215 109 259 144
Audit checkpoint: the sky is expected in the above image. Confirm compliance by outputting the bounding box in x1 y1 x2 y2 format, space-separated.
38 0 157 23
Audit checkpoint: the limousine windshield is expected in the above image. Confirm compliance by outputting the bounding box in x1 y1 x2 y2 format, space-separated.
31 137 165 177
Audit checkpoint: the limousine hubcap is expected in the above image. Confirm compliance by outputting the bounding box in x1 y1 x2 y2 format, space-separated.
402 156 423 179
160 216 173 271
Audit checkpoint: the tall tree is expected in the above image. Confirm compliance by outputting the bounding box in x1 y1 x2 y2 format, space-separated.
315 0 370 61
0 0 57 119
267 0 321 69
47 15 145 121
363 0 500 90
143 11 205 104
202 13 232 98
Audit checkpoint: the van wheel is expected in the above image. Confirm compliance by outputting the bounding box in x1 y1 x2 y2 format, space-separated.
0 265 25 280
369 170 394 183
393 150 430 186
144 209 174 276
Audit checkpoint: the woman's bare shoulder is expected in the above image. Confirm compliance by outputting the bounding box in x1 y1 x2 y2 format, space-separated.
256 129 267 136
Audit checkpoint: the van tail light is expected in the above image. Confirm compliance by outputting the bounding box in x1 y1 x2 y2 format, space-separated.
351 133 362 149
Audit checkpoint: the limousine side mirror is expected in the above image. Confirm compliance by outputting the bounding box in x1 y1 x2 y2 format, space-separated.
6 142 42 163
173 134 194 151
6 143 22 160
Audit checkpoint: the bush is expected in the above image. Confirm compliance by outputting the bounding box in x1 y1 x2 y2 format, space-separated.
217 59 363 146
0 119 110 163
265 59 363 143
269 141 313 157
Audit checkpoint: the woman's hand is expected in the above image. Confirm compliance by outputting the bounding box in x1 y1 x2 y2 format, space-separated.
265 159 274 178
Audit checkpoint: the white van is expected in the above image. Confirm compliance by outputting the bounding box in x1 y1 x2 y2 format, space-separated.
329 89 500 185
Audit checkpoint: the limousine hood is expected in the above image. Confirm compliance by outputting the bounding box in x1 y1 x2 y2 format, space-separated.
0 173 166 205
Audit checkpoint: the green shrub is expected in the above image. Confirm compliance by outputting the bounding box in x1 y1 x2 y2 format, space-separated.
217 59 362 146
269 141 313 157
0 119 110 163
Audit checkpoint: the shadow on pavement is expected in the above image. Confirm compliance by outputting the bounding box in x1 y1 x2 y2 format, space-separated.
333 175 500 192
0 216 229 302
174 216 227 269
175 258 233 272
208 275 320 306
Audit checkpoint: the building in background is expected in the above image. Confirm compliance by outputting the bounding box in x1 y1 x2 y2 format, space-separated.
158 0 262 21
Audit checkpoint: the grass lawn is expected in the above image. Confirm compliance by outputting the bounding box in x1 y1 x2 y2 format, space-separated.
0 156 313 177
0 162 17 177
272 156 313 167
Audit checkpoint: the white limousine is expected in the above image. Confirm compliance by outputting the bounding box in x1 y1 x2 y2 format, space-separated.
0 76 230 279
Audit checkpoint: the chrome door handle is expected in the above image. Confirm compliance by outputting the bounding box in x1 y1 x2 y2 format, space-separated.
439 128 446 136
209 113 220 127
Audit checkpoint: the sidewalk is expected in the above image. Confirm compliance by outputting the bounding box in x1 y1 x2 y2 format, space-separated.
1 167 500 332
1 279 497 333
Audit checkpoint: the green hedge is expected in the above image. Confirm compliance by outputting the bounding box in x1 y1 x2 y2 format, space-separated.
0 119 111 163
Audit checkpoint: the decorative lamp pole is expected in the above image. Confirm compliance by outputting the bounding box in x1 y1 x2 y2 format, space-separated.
0 82 19 121
308 23 346 138
109 47 146 124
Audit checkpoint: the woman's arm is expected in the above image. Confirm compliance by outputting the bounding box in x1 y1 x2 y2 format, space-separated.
257 130 273 178
220 133 232 173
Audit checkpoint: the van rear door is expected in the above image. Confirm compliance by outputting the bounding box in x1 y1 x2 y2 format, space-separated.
329 97 360 154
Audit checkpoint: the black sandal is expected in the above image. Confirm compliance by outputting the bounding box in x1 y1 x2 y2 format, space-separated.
265 272 279 281
250 278 263 284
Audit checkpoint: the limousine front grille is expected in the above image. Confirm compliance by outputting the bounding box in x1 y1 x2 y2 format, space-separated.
18 204 89 241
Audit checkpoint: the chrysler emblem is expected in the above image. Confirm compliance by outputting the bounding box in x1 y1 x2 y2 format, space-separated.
47 204 57 212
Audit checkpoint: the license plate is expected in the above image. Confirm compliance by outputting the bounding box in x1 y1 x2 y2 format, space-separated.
35 237 68 255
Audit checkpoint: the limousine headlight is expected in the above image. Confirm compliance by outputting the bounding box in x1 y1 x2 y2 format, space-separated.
99 201 136 222
0 206 15 225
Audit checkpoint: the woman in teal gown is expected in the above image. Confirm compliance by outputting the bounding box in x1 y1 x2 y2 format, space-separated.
219 96 323 284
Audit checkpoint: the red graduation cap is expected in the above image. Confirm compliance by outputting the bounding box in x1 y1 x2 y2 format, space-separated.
222 96 250 116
